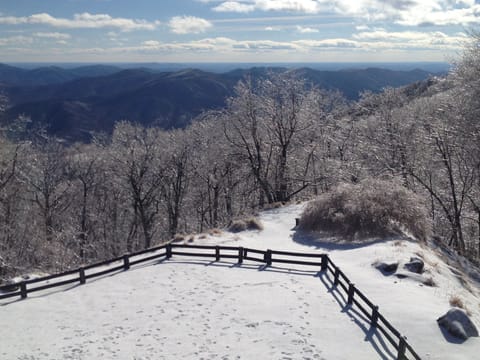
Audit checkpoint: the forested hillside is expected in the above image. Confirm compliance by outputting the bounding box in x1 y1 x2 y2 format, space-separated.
0 34 478 280
0 66 435 142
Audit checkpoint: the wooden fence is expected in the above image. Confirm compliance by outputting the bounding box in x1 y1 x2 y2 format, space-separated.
0 243 420 360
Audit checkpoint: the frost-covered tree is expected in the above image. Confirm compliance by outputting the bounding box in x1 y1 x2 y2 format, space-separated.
108 122 164 251
223 73 343 204
187 114 240 230
356 88 413 183
66 143 105 260
160 129 191 237
20 138 71 245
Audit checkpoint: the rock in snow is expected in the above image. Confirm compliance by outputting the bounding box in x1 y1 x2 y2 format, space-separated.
403 257 424 274
373 261 399 274
437 308 479 340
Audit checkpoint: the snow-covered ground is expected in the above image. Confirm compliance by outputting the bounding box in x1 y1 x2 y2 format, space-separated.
1 204 479 359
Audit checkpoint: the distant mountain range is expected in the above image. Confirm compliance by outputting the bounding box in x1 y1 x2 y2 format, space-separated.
0 63 439 142
0 63 122 87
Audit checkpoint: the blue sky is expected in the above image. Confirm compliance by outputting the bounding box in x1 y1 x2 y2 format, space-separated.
0 0 478 63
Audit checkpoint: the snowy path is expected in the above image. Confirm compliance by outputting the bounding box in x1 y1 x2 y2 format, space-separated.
1 204 479 359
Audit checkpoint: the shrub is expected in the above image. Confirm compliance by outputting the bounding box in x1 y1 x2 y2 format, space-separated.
172 234 185 242
299 178 429 241
228 220 247 233
172 234 195 243
228 217 263 233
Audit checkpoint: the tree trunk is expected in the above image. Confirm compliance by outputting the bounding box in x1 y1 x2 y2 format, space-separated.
79 182 88 260
213 185 219 227
275 146 288 202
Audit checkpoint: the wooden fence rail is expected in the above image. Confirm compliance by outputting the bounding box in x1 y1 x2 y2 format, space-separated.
0 243 420 360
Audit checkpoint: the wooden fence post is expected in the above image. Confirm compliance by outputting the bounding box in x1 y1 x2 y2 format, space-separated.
371 305 379 327
238 247 244 264
123 255 130 270
265 249 272 266
334 267 340 286
20 282 27 299
321 254 328 272
397 336 407 360
79 268 86 285
215 246 220 261
166 244 172 259
347 283 355 305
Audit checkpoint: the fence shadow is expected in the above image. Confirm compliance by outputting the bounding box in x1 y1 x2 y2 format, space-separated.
292 229 415 251
166 259 320 277
318 271 397 360
262 265 320 277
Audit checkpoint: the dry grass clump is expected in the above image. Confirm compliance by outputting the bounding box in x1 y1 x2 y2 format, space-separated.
209 228 223 236
449 295 465 309
228 217 264 233
299 178 430 241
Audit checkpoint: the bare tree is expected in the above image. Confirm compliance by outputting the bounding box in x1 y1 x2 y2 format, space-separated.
160 129 191 237
20 138 71 244
66 143 104 260
223 73 336 204
187 113 243 230
109 122 164 250
356 88 414 183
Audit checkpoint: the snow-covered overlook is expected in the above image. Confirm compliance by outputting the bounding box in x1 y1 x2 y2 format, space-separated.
1 204 479 359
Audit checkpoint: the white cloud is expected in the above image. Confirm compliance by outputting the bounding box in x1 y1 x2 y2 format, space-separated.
142 40 161 47
213 1 256 13
396 4 480 26
33 32 71 40
0 12 160 31
232 39 298 50
294 38 360 49
105 36 297 53
353 30 468 49
209 0 480 26
113 31 466 55
213 0 323 13
0 35 33 46
355 25 370 31
264 26 280 31
169 16 213 34
2 31 466 62
296 26 318 33
355 30 448 41
258 0 323 13
336 0 480 26
457 0 475 5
